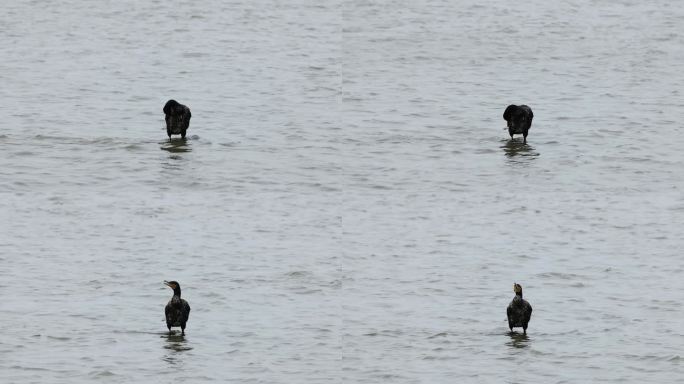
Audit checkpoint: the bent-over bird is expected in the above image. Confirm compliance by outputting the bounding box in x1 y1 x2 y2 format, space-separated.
163 100 191 139
503 104 533 143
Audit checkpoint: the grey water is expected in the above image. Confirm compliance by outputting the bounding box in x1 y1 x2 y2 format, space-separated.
2 0 684 383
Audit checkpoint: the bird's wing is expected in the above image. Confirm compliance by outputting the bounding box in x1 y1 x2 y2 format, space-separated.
521 105 533 120
180 299 191 323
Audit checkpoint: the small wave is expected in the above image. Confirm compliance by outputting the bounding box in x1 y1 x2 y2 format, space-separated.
124 144 143 151
10 365 50 372
47 335 71 341
13 151 36 156
90 370 116 378
427 332 448 339
285 270 312 278
536 272 586 280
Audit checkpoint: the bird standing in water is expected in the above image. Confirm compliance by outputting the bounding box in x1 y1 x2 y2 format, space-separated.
164 281 191 335
163 100 191 139
507 283 532 334
503 104 534 144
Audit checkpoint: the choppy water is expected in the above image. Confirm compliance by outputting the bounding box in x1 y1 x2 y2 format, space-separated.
2 0 684 383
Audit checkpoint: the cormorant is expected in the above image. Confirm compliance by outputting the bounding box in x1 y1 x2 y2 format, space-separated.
503 104 533 143
163 100 191 139
164 280 191 335
507 283 532 334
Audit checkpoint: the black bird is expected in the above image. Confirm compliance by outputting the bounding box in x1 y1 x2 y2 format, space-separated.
164 280 191 335
503 104 533 144
163 100 191 139
507 283 532 334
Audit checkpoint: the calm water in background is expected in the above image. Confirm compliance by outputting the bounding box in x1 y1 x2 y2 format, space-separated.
2 0 684 382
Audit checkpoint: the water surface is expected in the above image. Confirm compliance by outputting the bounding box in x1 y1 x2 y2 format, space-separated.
2 0 684 383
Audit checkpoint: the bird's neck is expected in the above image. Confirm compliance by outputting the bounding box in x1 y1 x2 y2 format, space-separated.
516 292 523 299
173 288 182 298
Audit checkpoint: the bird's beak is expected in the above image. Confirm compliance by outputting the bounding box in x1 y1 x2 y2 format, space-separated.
164 281 172 287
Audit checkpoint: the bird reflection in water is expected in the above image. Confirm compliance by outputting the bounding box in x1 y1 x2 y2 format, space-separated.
500 139 539 164
506 331 530 349
160 139 191 168
161 332 193 366
160 138 191 154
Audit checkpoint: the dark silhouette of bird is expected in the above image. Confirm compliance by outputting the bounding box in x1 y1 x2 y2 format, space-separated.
503 104 533 143
507 283 532 334
163 100 191 139
164 280 191 335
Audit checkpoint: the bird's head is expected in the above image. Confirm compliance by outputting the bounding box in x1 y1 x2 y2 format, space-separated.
503 104 517 121
163 99 180 115
513 283 523 296
164 280 182 296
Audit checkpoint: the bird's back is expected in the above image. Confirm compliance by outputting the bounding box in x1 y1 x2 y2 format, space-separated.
163 102 191 134
504 105 534 134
